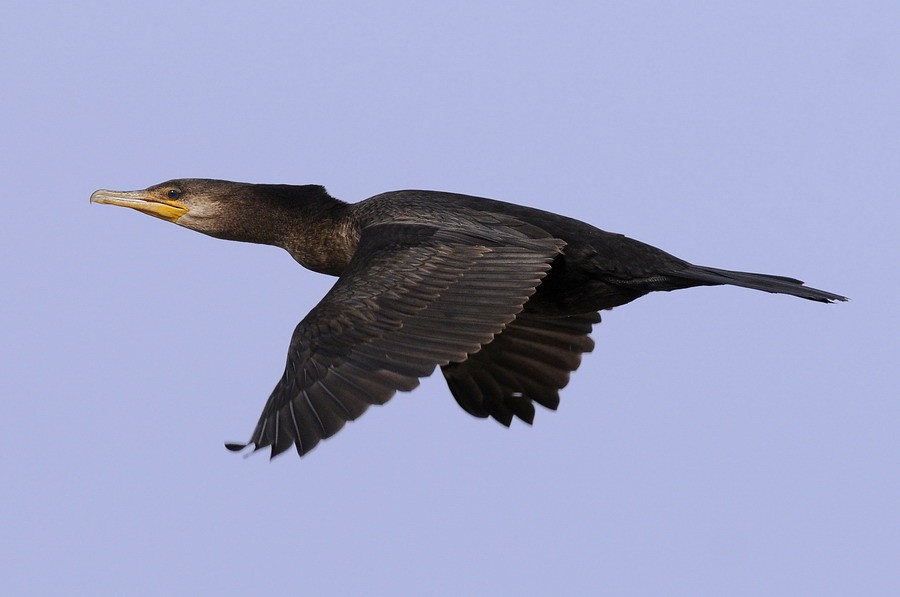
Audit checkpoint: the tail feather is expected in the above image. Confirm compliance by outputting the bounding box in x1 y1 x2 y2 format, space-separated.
675 265 848 303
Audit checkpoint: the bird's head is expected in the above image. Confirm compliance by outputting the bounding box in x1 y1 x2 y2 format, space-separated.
90 178 254 236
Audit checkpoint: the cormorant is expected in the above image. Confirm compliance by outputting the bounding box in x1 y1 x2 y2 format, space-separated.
91 179 846 459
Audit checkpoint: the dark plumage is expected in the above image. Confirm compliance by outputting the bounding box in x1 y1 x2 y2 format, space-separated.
91 179 846 458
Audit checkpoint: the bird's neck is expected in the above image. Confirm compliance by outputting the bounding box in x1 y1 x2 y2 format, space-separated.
276 197 358 276
204 184 359 276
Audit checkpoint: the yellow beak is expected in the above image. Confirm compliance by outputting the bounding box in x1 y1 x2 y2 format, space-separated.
90 189 188 223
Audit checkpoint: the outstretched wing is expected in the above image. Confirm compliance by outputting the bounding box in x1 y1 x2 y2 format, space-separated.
441 310 600 426
226 222 564 458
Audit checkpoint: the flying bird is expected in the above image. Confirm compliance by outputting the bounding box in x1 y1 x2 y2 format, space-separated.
91 179 846 458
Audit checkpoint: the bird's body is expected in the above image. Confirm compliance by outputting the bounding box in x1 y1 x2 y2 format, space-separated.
92 179 846 458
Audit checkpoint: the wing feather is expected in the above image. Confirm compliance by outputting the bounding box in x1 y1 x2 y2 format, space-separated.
227 221 564 458
441 311 600 425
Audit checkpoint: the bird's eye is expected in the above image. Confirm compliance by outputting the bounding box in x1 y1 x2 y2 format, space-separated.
167 189 181 199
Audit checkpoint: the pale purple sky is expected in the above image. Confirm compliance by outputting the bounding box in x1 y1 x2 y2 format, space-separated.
2 2 897 595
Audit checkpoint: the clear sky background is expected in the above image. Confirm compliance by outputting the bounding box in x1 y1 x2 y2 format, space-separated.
2 2 897 595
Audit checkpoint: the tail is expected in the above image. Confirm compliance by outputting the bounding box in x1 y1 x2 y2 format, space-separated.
673 265 848 303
